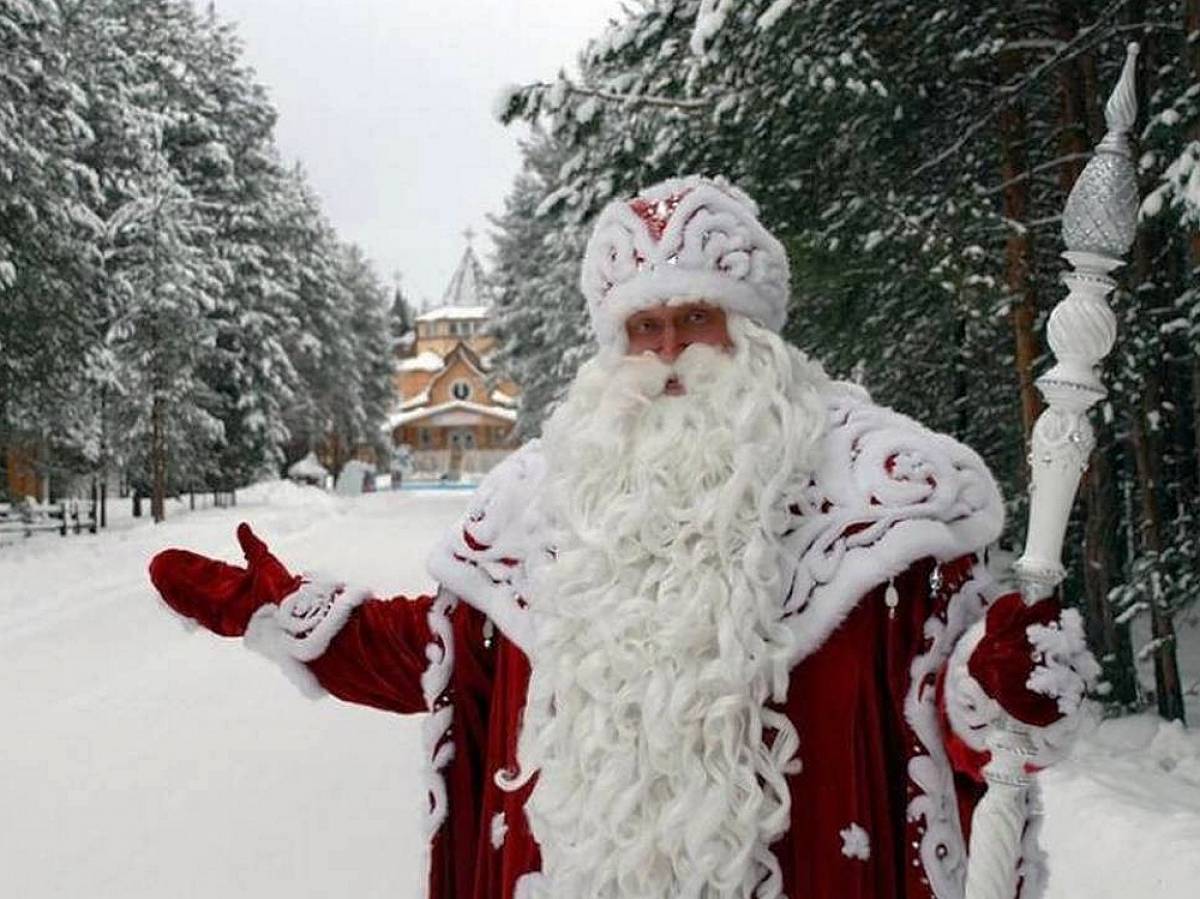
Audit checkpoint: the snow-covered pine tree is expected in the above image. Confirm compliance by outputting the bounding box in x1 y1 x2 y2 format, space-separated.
496 0 1199 719
180 8 304 489
488 130 592 438
0 0 108 491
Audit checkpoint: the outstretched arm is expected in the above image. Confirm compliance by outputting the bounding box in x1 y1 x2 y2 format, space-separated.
252 584 438 714
149 523 443 714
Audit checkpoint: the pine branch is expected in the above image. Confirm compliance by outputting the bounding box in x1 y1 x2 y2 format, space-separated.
976 152 1092 196
913 0 1136 178
529 80 711 111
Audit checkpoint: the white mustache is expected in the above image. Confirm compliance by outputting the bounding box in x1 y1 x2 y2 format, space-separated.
615 343 730 403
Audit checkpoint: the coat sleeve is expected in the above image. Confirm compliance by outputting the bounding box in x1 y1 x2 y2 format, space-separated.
242 576 441 715
304 594 438 714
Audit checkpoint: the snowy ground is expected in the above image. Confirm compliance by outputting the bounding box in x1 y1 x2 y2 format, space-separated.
2 483 1198 898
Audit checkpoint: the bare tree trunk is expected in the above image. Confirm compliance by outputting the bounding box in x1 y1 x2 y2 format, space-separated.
1054 1 1092 191
1083 443 1138 706
1187 0 1200 491
151 391 166 523
150 199 166 525
1126 16 1186 718
1129 386 1186 722
997 49 1043 455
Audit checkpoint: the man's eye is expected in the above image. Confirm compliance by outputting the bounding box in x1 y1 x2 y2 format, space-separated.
636 320 659 332
686 311 709 324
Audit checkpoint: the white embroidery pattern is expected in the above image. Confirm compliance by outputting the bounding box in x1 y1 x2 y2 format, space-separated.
425 441 547 655
420 587 458 839
904 564 993 899
491 811 509 849
244 575 370 696
779 385 1004 665
840 822 871 861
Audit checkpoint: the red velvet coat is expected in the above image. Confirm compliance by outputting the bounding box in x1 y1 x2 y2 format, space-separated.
242 388 1021 899
299 553 993 899
120 383 1093 899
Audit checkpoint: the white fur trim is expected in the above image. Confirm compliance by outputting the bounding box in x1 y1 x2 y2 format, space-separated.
420 588 458 839
780 383 1005 665
904 562 994 898
943 618 1000 754
426 442 548 655
944 611 1093 769
581 176 790 349
513 872 545 899
428 384 1006 667
243 576 370 697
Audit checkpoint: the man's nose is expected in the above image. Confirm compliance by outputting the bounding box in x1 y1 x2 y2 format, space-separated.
656 323 686 362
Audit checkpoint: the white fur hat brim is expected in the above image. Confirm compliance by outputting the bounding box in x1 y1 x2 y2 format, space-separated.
593 267 784 349
580 176 790 349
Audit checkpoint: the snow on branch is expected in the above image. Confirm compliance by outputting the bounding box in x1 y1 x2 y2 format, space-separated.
913 0 1137 178
525 80 710 113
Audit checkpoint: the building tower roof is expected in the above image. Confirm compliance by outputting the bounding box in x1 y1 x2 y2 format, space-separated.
440 232 489 308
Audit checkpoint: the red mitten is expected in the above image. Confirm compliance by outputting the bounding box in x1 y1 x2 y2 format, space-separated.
967 592 1098 727
149 523 302 637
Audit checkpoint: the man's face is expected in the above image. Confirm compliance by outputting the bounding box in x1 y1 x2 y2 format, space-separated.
624 302 733 394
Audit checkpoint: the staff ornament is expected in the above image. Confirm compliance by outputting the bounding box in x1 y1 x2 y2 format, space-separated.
963 42 1141 899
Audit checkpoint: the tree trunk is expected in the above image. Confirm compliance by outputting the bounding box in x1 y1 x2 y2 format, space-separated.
1127 58 1186 721
149 192 166 525
997 48 1043 455
1129 385 1186 722
1193 358 1200 493
1082 442 1138 707
1054 1 1091 191
151 391 166 523
1187 0 1200 491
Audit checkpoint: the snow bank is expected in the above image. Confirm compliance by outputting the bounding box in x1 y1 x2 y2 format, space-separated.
1042 713 1200 898
239 477 338 511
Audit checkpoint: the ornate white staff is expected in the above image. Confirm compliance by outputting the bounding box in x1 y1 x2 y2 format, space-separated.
963 43 1141 899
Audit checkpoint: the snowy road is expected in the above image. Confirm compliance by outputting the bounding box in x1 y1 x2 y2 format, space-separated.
3 483 1198 898
2 484 466 899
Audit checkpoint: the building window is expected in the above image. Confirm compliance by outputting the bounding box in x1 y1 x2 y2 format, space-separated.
450 429 476 450
451 381 471 401
419 427 433 448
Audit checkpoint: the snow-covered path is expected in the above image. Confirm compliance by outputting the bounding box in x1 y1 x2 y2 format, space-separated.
2 483 1198 898
2 484 466 899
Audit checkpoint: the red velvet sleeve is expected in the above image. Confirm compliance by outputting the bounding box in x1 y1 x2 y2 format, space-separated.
304 594 437 715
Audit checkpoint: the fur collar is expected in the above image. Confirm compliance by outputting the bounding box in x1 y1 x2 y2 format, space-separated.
426 382 1004 661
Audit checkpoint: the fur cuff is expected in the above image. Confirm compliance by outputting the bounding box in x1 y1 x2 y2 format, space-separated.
944 617 1090 767
943 618 1000 754
244 576 371 697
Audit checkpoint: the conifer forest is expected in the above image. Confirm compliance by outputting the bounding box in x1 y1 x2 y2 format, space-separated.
3 0 1199 721
488 0 1200 721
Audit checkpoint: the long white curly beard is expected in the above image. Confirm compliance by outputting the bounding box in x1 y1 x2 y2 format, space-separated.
508 317 830 899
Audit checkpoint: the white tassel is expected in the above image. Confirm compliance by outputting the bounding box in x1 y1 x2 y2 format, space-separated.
885 579 899 619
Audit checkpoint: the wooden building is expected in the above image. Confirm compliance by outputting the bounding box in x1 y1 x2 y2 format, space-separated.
388 241 519 477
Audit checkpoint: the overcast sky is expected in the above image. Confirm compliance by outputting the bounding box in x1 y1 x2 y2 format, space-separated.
212 0 626 307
